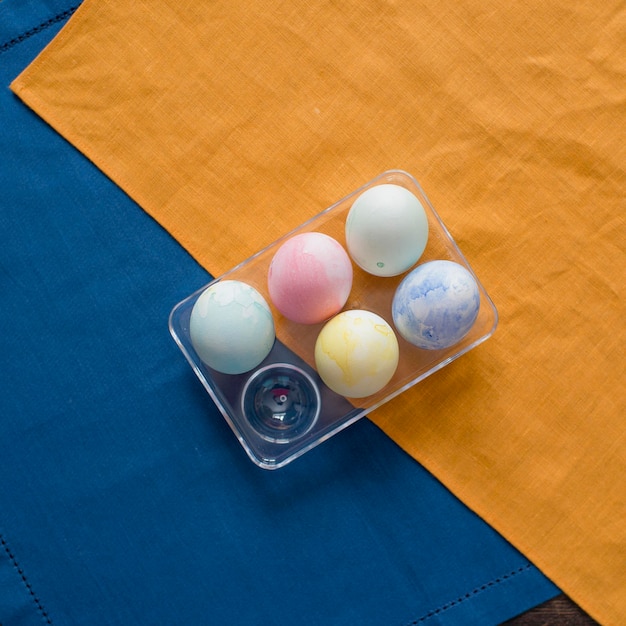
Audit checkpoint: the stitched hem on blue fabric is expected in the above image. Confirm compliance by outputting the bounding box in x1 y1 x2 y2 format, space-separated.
406 563 552 625
0 534 53 626
0 2 80 53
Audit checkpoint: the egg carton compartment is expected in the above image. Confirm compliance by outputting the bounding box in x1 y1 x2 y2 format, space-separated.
169 170 498 469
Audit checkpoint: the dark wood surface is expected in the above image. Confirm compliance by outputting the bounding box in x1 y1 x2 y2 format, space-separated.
502 594 599 625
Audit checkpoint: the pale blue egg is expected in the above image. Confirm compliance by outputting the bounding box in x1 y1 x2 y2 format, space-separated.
189 280 275 374
392 260 480 350
345 184 429 277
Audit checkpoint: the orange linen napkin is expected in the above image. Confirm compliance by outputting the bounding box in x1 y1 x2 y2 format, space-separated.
12 1 625 623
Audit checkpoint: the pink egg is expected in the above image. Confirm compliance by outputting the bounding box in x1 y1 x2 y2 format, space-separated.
268 232 353 324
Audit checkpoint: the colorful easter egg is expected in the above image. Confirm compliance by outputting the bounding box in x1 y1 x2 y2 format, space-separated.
189 280 275 374
392 260 480 350
268 232 353 324
314 310 399 398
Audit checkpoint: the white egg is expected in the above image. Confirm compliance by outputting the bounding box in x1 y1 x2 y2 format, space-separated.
345 184 429 277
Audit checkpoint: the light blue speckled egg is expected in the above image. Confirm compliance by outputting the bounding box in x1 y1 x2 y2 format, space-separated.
392 260 480 350
189 280 275 374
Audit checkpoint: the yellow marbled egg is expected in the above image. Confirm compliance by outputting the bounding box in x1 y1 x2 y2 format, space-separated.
314 310 399 398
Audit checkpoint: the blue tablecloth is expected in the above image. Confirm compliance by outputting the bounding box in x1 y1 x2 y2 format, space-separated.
0 2 559 624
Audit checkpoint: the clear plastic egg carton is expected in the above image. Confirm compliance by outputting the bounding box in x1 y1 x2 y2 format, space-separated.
169 170 498 469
